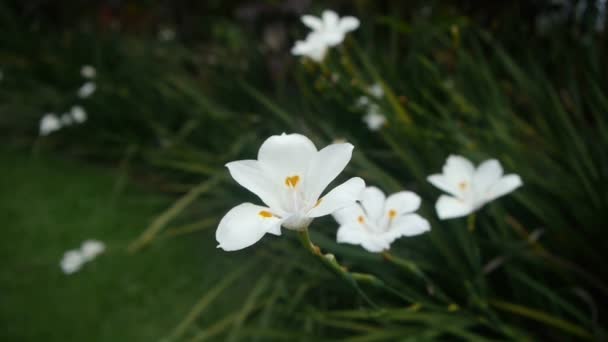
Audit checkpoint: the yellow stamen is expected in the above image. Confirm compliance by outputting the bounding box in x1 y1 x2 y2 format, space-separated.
258 210 273 218
285 175 300 188
388 209 397 219
357 215 365 224
458 181 468 191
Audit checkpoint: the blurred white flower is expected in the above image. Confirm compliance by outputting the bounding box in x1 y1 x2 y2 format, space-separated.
39 113 61 136
60 250 85 274
77 82 96 98
356 96 370 107
427 155 523 220
216 133 365 251
333 186 430 252
81 240 105 261
368 83 384 98
158 27 176 42
80 65 96 79
70 105 87 123
60 113 73 126
362 106 386 131
292 10 359 62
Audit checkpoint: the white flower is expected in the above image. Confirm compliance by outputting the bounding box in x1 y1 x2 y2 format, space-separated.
39 113 61 136
60 250 85 274
216 133 365 251
333 186 430 253
368 83 384 99
81 240 105 261
356 96 370 107
292 10 359 62
77 82 96 98
60 113 73 126
291 32 329 62
80 65 96 79
427 155 523 220
70 105 87 123
362 106 386 131
158 27 176 41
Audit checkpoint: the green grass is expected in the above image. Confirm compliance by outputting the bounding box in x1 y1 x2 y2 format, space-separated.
0 149 254 341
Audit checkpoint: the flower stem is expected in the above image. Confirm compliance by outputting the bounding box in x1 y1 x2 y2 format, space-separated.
467 213 477 232
382 251 453 304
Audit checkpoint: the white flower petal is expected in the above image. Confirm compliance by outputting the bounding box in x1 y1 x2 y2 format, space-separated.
226 160 283 212
308 177 365 218
322 10 339 28
80 240 105 261
77 82 96 98
486 174 523 202
473 159 503 197
301 15 323 30
427 174 459 197
435 195 474 220
70 106 87 123
332 203 365 226
216 203 282 251
60 250 84 274
258 133 317 180
360 186 385 222
305 142 354 202
339 16 360 32
443 155 475 189
336 223 366 245
389 213 430 237
384 191 421 216
39 113 62 136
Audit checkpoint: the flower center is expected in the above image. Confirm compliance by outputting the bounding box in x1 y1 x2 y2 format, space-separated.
285 175 300 188
357 215 365 224
388 209 397 220
458 181 468 191
258 210 274 218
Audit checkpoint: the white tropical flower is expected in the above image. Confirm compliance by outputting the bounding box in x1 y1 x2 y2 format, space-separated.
70 105 87 123
60 250 85 274
60 113 73 126
333 186 430 253
80 65 96 79
77 82 96 98
291 32 329 62
81 240 105 261
216 133 365 251
427 155 523 220
362 106 386 131
39 113 61 136
292 10 359 62
301 10 359 47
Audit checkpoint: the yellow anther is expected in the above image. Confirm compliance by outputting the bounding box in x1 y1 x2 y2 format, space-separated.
285 175 300 188
357 215 365 224
258 210 273 218
388 209 397 219
458 181 468 191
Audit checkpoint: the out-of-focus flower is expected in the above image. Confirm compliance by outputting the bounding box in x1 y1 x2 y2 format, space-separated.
39 113 61 136
216 133 365 251
81 240 105 261
158 27 176 42
70 106 87 123
77 82 96 98
427 155 523 219
333 186 430 252
60 250 85 274
368 83 384 98
362 108 386 131
292 10 359 62
60 113 73 126
80 65 96 79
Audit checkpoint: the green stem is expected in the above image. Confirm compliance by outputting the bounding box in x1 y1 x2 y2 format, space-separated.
467 213 476 232
489 299 593 340
382 251 453 304
297 229 379 309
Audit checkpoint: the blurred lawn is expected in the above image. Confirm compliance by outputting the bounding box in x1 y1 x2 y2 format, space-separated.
0 149 239 341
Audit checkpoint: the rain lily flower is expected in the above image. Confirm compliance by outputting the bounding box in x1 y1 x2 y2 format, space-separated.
77 82 96 98
292 10 359 62
70 105 87 123
333 186 430 253
60 250 85 274
39 113 61 136
81 239 105 261
80 65 96 79
427 155 523 220
216 133 365 251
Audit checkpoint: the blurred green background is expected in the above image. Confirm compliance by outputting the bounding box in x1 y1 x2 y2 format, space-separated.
1 0 607 341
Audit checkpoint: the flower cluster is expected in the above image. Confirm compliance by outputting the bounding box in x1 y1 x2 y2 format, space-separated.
291 10 359 62
216 134 522 253
357 83 387 131
60 239 105 274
